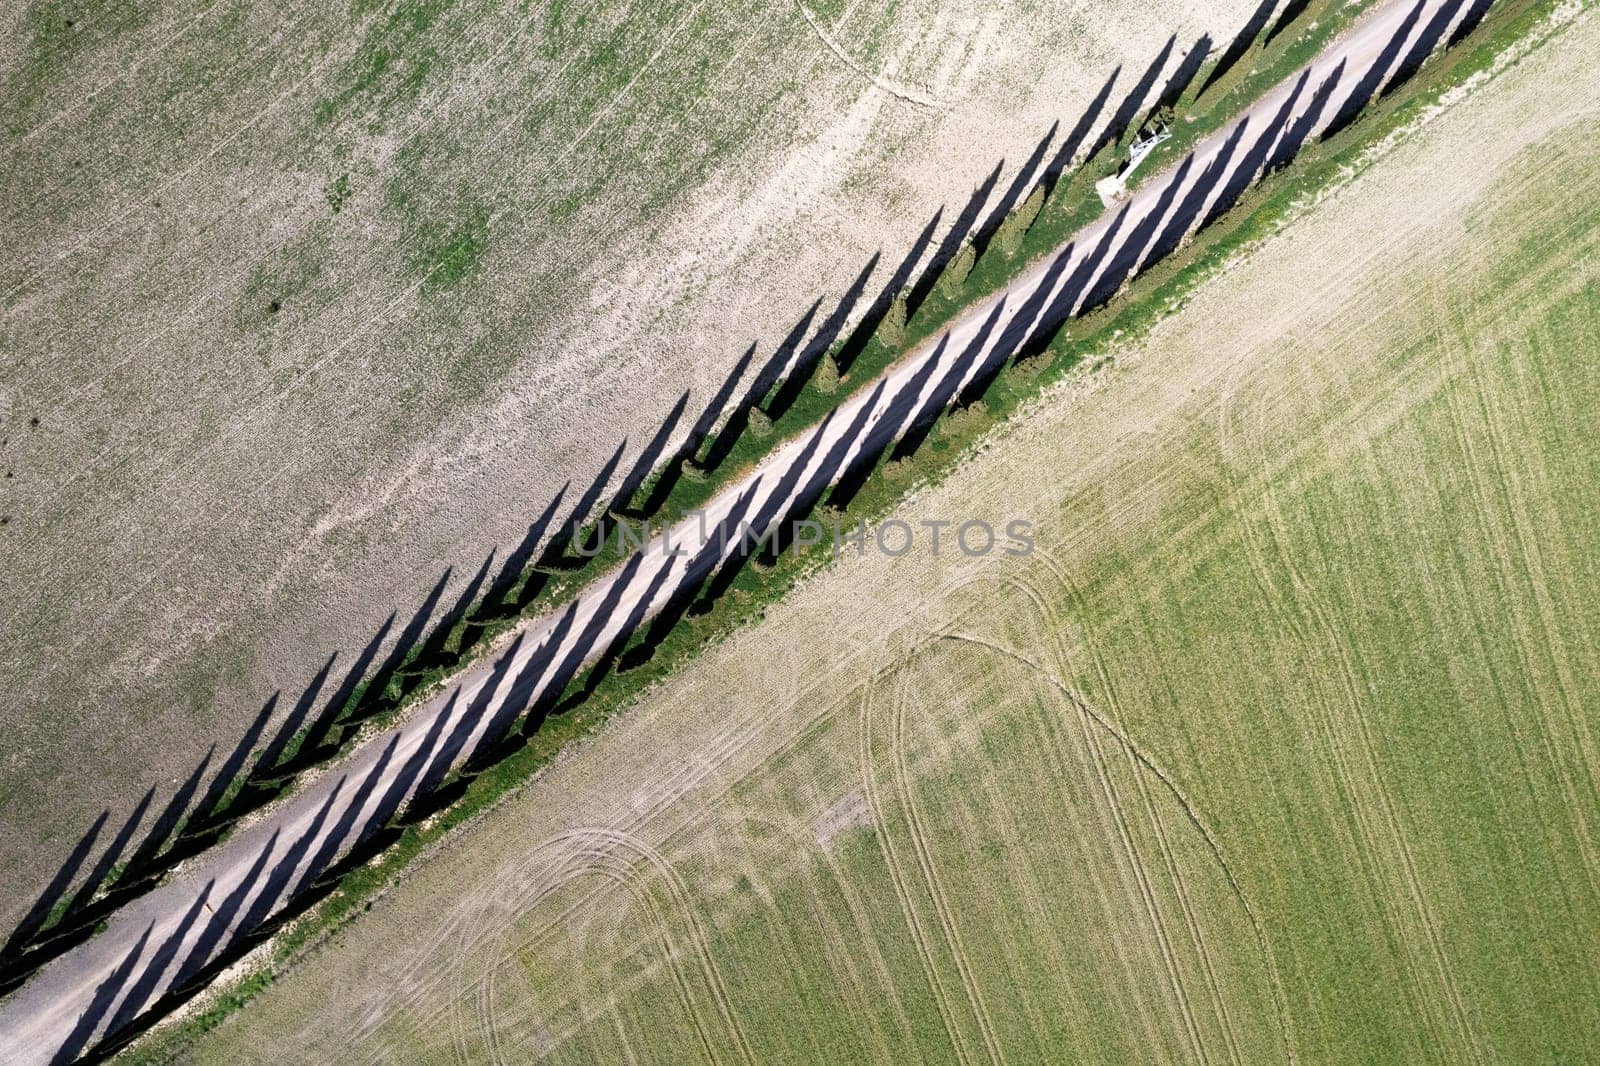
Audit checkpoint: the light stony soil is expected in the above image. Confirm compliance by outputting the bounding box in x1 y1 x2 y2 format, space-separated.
0 0 1258 912
187 9 1600 1061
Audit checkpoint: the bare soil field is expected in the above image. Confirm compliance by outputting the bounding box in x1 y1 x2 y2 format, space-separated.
0 0 1261 912
185 7 1600 1061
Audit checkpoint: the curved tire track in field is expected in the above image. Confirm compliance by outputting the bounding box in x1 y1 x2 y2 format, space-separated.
790 1 950 111
515 828 753 1065
940 629 1296 1065
938 620 1211 1065
567 828 754 1066
994 562 1247 1065
427 715 781 1061
725 809 922 1058
856 667 977 1065
1035 550 1297 1062
885 659 1005 1064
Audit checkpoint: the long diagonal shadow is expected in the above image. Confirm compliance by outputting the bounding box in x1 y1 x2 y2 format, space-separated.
0 813 107 978
892 301 1009 464
271 614 396 776
1384 0 1470 95
971 124 1062 260
1057 200 1133 320
1265 0 1313 46
752 380 892 569
172 829 279 988
608 391 691 521
1321 0 1428 140
50 924 152 1066
395 692 467 821
1446 0 1494 48
1197 0 1280 99
761 253 881 424
615 478 768 675
110 746 215 891
1142 117 1252 266
544 556 678 718
1153 35 1215 117
1042 69 1120 196
302 698 458 894
524 553 649 713
538 439 628 572
477 484 568 619
294 739 402 901
956 239 1083 411
747 394 879 567
666 307 816 493
833 209 943 376
691 409 842 613
351 571 453 720
1264 62 1344 174
1090 35 1177 160
906 162 1003 316
58 792 154 927
103 882 213 1038
231 779 346 943
149 695 282 871
1201 68 1312 230
250 654 335 783
405 550 497 678
827 331 957 511
1083 153 1200 311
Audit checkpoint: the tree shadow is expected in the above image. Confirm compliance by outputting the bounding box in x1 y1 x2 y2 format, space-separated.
1384 0 1473 96
696 401 859 602
1196 0 1281 99
831 211 943 377
1090 35 1177 160
1446 0 1495 49
1320 0 1428 140
1154 36 1215 117
905 163 1002 317
970 125 1063 261
1041 69 1121 198
759 254 882 424
826 331 955 512
534 439 628 572
1264 0 1314 47
607 391 691 522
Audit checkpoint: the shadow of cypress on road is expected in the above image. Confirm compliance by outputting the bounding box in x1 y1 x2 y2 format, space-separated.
9 0 1522 1050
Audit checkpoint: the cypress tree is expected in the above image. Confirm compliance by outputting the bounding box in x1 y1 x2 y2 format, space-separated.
998 185 1046 257
938 241 976 299
814 353 841 394
878 289 908 349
